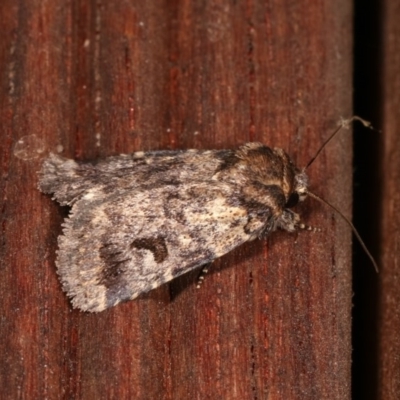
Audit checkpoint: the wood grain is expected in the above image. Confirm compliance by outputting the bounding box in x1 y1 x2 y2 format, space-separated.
378 0 400 398
0 1 354 398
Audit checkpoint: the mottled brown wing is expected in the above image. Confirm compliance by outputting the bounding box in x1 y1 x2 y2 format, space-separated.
38 150 226 206
56 180 272 312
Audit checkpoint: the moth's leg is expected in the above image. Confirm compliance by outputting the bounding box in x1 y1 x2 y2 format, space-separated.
278 209 320 232
277 209 300 231
196 263 212 289
295 222 321 232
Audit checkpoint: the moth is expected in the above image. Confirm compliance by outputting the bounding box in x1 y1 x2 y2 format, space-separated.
38 117 377 312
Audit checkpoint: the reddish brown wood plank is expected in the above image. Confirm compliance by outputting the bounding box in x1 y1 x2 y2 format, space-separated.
379 0 400 398
0 1 353 398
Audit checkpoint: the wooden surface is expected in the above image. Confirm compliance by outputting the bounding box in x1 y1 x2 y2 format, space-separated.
0 1 354 399
379 0 400 398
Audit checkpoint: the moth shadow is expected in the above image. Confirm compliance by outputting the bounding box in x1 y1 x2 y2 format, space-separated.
168 241 264 301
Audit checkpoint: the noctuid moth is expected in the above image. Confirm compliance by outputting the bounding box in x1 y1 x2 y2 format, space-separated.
38 117 377 312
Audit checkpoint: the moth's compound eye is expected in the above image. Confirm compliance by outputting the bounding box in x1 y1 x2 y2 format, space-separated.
285 192 299 208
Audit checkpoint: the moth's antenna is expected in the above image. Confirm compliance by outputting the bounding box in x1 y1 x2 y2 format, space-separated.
304 116 374 171
308 191 379 273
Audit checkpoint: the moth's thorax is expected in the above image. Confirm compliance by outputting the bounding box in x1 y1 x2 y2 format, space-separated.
218 143 308 205
270 147 303 201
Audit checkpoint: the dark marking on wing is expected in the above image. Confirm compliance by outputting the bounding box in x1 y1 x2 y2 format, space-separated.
99 242 129 288
164 192 187 224
215 150 240 172
131 236 168 263
247 146 275 159
160 178 182 186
